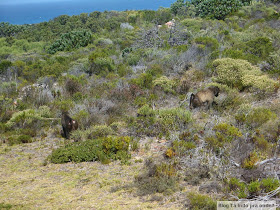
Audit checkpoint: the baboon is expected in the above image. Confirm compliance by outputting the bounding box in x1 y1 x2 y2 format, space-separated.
190 86 220 110
61 111 78 139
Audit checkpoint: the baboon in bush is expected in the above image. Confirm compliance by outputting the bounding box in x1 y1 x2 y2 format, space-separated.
61 111 78 139
190 86 220 110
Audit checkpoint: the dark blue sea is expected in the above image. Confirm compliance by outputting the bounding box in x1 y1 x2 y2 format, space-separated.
0 0 175 25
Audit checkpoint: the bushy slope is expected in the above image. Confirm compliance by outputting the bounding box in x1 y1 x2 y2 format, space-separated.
0 0 280 208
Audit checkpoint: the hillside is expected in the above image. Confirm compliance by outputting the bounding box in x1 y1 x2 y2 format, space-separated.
1 0 280 209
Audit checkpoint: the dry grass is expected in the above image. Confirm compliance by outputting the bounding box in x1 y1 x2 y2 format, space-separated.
0 136 183 209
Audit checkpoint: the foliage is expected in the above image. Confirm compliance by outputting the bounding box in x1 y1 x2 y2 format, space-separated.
0 60 12 75
248 180 261 195
5 106 51 129
137 104 155 117
87 125 114 139
261 178 280 193
0 22 27 37
213 58 277 92
187 192 217 210
7 135 32 146
244 37 274 62
49 136 131 164
152 76 176 94
48 30 92 54
132 106 192 137
130 73 153 89
171 0 190 15
192 0 243 20
235 106 277 128
157 108 192 134
242 151 259 169
206 123 242 153
166 139 196 158
135 158 179 195
194 36 219 52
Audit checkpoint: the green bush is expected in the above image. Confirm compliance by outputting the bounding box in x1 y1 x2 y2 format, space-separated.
213 58 277 92
152 76 176 94
130 73 153 89
5 106 51 129
137 104 155 117
91 57 115 76
242 151 259 169
0 60 12 75
88 125 114 139
194 37 219 52
48 30 92 54
187 192 217 210
0 203 13 209
235 106 277 128
157 108 192 136
244 37 274 62
49 136 131 164
229 178 246 191
167 139 196 157
206 123 242 153
248 180 261 195
194 0 243 20
261 178 280 193
135 159 179 195
7 135 32 145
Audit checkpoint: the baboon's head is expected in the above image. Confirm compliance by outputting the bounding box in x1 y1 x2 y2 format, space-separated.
190 93 201 109
209 86 220 97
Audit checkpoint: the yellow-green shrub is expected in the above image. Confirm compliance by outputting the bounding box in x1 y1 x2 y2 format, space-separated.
235 106 277 128
187 192 216 210
5 106 51 128
205 123 242 152
213 58 277 92
152 76 176 94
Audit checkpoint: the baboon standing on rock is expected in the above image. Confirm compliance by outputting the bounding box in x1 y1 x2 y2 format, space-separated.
190 86 220 110
61 111 78 139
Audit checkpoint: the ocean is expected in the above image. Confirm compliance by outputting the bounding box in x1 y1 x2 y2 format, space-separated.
0 0 175 25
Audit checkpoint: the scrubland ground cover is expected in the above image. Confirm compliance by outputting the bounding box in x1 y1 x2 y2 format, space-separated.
1 0 280 208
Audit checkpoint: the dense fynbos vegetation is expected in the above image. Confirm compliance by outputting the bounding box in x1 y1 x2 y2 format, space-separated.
1 0 280 208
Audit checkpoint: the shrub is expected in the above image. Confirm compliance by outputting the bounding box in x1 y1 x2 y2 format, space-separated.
187 192 216 210
194 37 219 52
244 37 274 62
242 151 259 169
130 73 153 89
88 125 114 139
5 106 51 129
206 123 242 154
166 139 196 157
0 60 12 75
152 76 176 94
135 158 179 195
213 58 277 92
90 57 115 76
7 135 32 145
248 180 261 195
137 104 155 117
65 76 82 96
48 30 92 54
261 178 280 193
236 106 277 128
49 136 131 164
194 0 243 20
157 108 192 135
229 178 245 191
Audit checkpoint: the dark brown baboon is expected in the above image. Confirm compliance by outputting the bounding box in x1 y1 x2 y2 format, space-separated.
61 111 78 139
190 86 220 110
